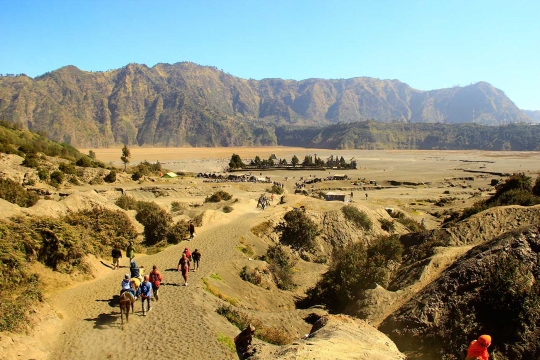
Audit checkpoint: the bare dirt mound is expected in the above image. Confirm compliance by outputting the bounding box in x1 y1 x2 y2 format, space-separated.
445 204 540 246
253 314 405 360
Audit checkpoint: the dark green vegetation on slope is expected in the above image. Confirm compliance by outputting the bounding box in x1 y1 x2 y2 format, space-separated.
277 121 540 150
445 173 540 223
0 208 138 332
0 62 534 147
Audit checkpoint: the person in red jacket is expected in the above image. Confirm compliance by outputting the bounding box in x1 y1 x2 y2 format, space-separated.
149 265 163 301
466 334 491 360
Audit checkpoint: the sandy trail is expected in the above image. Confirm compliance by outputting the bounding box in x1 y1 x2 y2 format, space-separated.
48 203 264 360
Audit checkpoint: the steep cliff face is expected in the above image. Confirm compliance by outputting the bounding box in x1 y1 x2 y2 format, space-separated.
0 62 531 147
380 225 540 360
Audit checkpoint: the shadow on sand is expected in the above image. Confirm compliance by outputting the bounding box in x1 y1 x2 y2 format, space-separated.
95 295 120 308
84 312 120 329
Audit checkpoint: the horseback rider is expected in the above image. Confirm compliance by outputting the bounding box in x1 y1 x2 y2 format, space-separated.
120 274 136 297
130 259 140 279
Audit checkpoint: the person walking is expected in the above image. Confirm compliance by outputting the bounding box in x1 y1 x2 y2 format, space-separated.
149 265 163 301
126 241 135 264
465 335 491 360
188 221 195 240
136 275 152 316
365 192 368 200
178 254 190 286
111 244 122 270
192 249 201 272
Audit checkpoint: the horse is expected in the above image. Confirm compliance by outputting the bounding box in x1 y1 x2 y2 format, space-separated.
119 291 135 325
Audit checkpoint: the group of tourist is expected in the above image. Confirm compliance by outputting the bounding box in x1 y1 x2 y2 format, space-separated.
257 194 271 210
113 235 202 317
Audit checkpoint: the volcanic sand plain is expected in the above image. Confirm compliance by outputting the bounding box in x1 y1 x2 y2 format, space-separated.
4 147 540 360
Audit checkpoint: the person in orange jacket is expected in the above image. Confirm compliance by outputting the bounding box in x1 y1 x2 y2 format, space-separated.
466 334 491 360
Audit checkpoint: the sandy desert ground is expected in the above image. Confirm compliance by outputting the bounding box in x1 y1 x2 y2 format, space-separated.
2 147 540 360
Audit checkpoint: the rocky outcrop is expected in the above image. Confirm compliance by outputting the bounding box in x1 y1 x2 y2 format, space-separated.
253 315 406 360
380 225 540 360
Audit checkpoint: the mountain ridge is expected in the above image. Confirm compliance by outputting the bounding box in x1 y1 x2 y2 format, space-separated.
0 62 533 147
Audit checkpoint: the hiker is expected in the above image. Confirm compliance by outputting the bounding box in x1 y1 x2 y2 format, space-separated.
466 335 491 360
234 323 256 359
178 254 190 286
271 194 274 202
183 247 192 262
149 265 163 301
421 218 425 227
350 191 353 198
120 273 135 297
192 249 201 272
111 244 122 270
126 241 135 264
130 260 140 279
365 192 368 200
188 221 195 239
136 275 152 316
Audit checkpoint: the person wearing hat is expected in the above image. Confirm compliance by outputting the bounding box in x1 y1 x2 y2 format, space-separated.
234 323 256 358
466 335 491 360
136 275 152 316
120 274 136 297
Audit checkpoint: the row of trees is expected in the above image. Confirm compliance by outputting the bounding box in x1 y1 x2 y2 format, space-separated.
229 153 353 170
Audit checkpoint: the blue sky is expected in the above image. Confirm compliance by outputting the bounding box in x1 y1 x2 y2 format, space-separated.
1 0 539 109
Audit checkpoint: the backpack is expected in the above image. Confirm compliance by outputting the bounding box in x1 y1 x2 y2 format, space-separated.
184 250 191 259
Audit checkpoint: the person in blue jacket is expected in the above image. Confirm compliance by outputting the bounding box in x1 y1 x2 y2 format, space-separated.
130 260 140 278
136 275 152 316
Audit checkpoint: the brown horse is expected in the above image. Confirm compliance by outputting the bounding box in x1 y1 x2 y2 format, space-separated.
119 291 135 325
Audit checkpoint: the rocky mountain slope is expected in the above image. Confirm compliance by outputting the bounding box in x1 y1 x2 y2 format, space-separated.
523 109 540 123
0 62 532 147
380 224 540 360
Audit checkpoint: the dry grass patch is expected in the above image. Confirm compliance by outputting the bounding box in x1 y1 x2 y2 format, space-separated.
202 278 239 306
251 220 273 237
217 305 292 345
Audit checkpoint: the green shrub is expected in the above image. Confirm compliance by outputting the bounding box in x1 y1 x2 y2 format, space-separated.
533 175 540 196
300 236 403 312
0 177 39 207
217 333 236 353
223 205 233 213
49 170 64 185
170 201 185 212
379 218 395 232
240 266 262 285
205 190 233 203
89 176 103 185
395 216 424 232
280 210 319 252
59 162 76 174
135 201 172 245
166 220 188 244
104 170 117 183
68 176 81 185
268 185 284 195
75 156 93 167
37 168 49 181
341 205 372 230
22 154 39 168
264 244 295 290
115 195 138 210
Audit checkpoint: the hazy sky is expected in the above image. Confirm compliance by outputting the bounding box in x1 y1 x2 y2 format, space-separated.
1 0 539 109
